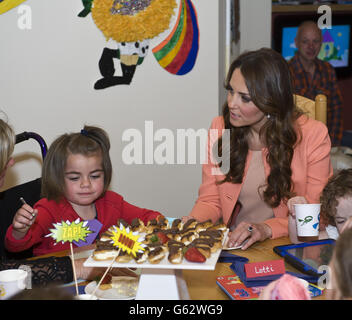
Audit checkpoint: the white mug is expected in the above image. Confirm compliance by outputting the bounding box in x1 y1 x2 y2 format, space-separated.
294 203 321 237
0 269 28 300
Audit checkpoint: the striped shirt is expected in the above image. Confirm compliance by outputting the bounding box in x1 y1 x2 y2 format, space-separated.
288 53 343 146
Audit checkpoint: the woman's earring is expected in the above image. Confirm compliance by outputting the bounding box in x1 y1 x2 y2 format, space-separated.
267 114 271 119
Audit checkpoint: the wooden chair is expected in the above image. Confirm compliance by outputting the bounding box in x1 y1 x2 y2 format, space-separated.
294 94 327 124
294 94 352 171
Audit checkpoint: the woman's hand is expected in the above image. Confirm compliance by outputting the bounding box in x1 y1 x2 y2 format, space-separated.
287 196 308 217
226 221 272 250
12 204 38 239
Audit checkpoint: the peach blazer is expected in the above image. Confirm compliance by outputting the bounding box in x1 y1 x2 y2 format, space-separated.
189 115 333 239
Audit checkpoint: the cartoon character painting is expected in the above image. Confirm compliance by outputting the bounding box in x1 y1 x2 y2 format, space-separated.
78 0 199 90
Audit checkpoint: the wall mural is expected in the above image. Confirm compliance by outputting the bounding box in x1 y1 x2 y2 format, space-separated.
0 0 199 90
78 0 199 90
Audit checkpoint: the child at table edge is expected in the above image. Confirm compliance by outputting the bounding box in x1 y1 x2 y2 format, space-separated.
288 168 352 243
5 126 163 256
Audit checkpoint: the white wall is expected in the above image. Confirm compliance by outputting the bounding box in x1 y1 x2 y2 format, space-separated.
239 0 271 52
221 0 272 114
0 0 224 218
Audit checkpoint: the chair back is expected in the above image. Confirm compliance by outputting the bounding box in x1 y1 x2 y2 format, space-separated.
294 94 327 124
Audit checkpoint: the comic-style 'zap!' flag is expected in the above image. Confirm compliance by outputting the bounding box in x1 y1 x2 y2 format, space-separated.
46 219 93 245
152 0 199 75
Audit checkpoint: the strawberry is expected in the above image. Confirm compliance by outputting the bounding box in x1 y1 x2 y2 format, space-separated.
150 232 170 244
156 232 170 244
183 247 206 263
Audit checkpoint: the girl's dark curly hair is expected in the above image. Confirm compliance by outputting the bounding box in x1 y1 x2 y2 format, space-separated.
217 48 303 208
320 169 352 226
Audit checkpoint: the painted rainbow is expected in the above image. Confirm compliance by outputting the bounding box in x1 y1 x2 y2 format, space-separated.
152 0 199 75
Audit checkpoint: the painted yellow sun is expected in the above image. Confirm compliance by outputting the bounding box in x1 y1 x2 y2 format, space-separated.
91 0 177 42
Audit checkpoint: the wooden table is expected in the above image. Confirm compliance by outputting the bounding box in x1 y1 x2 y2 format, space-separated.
33 237 325 300
182 236 325 300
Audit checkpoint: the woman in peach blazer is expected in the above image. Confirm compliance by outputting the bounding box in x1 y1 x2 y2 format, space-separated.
185 48 332 250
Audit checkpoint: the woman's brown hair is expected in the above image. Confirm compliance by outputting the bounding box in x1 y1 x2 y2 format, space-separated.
217 48 303 208
41 125 112 202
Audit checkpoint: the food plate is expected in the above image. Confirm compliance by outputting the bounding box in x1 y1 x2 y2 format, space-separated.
83 229 229 270
84 276 138 300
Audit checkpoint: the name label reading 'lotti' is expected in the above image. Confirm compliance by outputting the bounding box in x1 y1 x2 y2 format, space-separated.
244 259 285 279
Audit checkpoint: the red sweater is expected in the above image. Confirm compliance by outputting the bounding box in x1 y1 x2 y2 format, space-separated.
5 191 162 256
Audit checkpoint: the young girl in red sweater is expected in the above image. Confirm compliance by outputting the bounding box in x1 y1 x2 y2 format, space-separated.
6 126 162 256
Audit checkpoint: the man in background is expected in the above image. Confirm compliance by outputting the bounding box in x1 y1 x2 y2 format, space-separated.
288 20 343 146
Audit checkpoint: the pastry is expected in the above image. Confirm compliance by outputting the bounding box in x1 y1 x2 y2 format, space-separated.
148 246 166 264
192 238 220 253
182 218 198 230
146 242 163 251
93 248 120 261
157 216 169 230
146 218 159 233
198 230 223 240
91 218 228 264
181 232 198 245
167 239 185 249
130 218 145 233
134 249 149 264
167 246 183 264
165 229 182 241
181 227 197 235
195 219 213 232
115 250 132 263
208 222 227 232
116 218 129 228
171 218 183 230
94 235 119 260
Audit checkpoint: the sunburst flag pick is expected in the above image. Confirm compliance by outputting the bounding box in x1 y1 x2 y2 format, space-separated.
110 223 146 257
46 218 93 244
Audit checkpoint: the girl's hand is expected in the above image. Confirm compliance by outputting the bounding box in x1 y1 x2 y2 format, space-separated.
12 204 37 239
287 196 308 217
226 221 272 250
